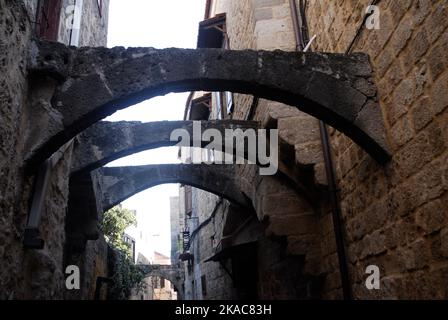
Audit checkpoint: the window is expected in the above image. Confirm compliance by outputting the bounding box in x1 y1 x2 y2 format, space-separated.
36 0 62 41
185 186 192 217
153 277 159 289
122 235 136 262
188 94 211 121
214 92 223 119
69 0 84 47
225 91 234 115
214 91 234 119
160 278 165 289
222 36 234 115
197 13 227 49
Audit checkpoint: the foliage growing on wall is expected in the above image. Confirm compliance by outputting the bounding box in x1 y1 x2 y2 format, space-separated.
102 205 137 254
102 206 145 299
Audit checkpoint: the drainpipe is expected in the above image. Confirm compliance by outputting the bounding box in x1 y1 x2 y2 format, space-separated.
289 0 305 51
318 122 352 300
289 0 352 300
183 92 194 121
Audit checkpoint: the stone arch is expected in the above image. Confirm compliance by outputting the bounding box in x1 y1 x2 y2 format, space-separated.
26 40 389 169
138 264 184 300
100 164 252 211
99 163 317 221
71 120 259 175
100 164 320 293
71 119 314 196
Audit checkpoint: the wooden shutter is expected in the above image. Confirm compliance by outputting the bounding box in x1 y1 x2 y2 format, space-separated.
37 0 62 41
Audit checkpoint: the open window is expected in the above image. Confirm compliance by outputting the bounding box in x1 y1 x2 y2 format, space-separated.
188 94 212 121
197 13 227 48
122 234 136 262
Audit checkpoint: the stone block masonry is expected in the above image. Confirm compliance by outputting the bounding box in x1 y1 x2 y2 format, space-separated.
306 0 448 299
0 0 110 299
1 0 447 300
184 0 448 300
26 38 388 171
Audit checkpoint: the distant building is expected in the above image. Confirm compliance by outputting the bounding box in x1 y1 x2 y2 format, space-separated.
124 209 155 265
129 253 154 300
171 0 448 300
151 252 177 300
133 252 178 301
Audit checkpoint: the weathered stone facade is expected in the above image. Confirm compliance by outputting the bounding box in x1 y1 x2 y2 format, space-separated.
26 40 386 167
0 0 110 299
304 0 448 299
1 0 447 301
57 0 109 47
175 0 448 300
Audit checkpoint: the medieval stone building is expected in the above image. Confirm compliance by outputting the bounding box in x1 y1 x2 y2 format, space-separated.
172 0 448 300
1 0 111 299
0 0 447 300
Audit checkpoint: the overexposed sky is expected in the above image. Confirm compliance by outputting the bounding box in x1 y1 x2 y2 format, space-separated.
105 0 206 258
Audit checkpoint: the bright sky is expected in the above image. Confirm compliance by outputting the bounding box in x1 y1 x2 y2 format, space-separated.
105 0 206 258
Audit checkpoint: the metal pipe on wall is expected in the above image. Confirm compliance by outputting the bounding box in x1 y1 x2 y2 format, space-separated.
288 0 352 300
288 0 305 51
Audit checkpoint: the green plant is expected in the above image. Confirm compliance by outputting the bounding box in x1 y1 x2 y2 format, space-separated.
109 250 146 300
102 206 137 255
102 206 145 299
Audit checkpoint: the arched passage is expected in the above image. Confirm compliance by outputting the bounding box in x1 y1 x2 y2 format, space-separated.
138 264 184 300
26 40 389 169
71 119 315 195
71 120 259 175
98 163 317 225
100 164 251 211
98 163 320 300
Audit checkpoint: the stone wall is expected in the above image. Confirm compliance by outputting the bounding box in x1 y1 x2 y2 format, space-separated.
211 0 325 181
183 0 448 300
304 0 448 299
181 0 326 300
78 0 109 47
57 0 109 47
183 188 234 300
193 196 235 300
0 0 110 299
170 196 181 262
0 0 36 299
